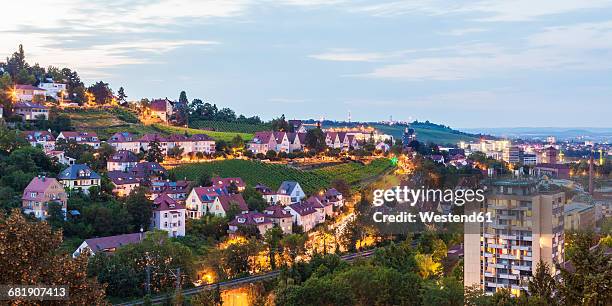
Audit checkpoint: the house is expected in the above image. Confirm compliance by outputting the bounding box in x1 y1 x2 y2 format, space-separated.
46 150 75 165
150 98 173 122
58 164 101 194
184 134 216 155
13 102 49 120
248 131 277 154
428 154 445 164
287 132 306 152
22 176 68 220
72 232 144 258
23 130 55 151
151 194 186 237
0 105 3 119
277 181 305 204
57 131 100 149
264 205 293 234
288 120 307 133
38 79 67 101
305 196 333 223
228 211 274 236
14 84 46 102
185 186 225 219
256 183 291 205
208 194 249 217
284 202 319 232
131 162 167 181
108 132 141 153
108 171 140 197
149 180 192 201
324 188 344 208
107 150 139 171
212 176 246 192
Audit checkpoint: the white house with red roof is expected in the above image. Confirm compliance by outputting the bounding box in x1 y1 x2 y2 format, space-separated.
152 194 185 237
185 186 225 219
23 130 56 151
208 193 249 217
263 205 293 234
14 84 46 102
107 150 139 171
57 131 100 149
324 188 344 208
287 132 305 152
284 202 319 232
108 132 141 153
107 171 141 197
305 195 333 223
13 102 49 120
248 131 305 154
22 176 68 220
256 183 291 206
228 211 274 236
150 98 173 122
248 131 277 154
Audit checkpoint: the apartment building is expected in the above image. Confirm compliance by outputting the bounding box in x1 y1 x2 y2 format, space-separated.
465 180 565 296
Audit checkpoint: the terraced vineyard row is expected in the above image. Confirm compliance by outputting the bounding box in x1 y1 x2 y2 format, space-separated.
190 120 271 133
152 124 253 142
170 159 330 194
312 158 394 187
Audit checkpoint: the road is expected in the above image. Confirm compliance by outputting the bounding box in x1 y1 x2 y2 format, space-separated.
115 249 376 306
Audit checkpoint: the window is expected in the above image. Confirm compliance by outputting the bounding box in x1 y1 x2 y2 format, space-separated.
164 213 168 218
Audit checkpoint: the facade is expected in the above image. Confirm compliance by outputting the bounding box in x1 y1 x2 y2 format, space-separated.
284 202 319 232
46 150 76 165
151 194 186 237
24 130 56 151
38 80 67 101
14 84 46 102
107 162 167 196
564 202 595 231
72 233 144 258
208 194 249 217
108 132 141 153
185 186 225 219
277 181 306 204
108 172 140 197
464 180 565 296
503 146 524 164
13 102 49 120
257 184 291 206
57 131 100 149
58 164 101 194
107 150 139 171
533 164 570 180
139 133 216 156
263 205 293 234
522 154 537 165
150 98 173 122
228 211 274 236
149 180 191 201
21 176 68 220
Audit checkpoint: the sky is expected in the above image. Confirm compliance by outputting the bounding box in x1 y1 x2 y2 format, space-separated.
1 0 612 128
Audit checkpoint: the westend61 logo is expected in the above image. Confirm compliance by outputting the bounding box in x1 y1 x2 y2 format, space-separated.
370 186 491 224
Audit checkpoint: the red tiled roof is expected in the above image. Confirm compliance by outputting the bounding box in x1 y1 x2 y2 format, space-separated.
218 194 248 212
212 177 246 189
150 99 172 112
153 193 185 211
22 177 65 202
140 133 167 142
288 202 317 216
23 130 55 142
84 233 144 253
110 150 139 163
228 211 272 227
264 205 292 219
15 84 45 91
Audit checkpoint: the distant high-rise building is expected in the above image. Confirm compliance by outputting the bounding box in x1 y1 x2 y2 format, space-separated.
503 146 523 164
544 146 558 164
546 136 556 144
465 180 565 296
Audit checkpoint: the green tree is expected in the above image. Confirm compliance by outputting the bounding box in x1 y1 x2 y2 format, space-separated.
88 81 114 105
117 87 127 103
197 172 212 187
528 260 556 305
125 188 153 231
305 128 327 153
264 226 284 270
145 140 164 162
270 114 290 132
281 234 307 266
421 277 463 306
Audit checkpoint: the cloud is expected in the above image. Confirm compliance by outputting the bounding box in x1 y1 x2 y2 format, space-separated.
309 50 392 62
441 28 487 36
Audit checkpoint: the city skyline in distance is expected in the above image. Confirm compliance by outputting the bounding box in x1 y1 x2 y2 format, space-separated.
2 1 611 128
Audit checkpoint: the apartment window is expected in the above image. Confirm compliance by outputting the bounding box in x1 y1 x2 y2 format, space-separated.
164 222 168 228
164 213 168 218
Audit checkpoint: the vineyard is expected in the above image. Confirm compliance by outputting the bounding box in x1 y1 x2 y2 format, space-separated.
151 124 254 142
312 158 395 188
170 159 329 194
189 120 271 133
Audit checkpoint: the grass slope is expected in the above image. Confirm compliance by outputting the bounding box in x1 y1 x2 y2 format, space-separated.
151 124 253 142
372 124 479 145
171 158 395 194
171 159 329 194
189 120 271 133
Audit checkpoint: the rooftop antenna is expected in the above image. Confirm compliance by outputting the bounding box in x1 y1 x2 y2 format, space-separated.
348 110 352 123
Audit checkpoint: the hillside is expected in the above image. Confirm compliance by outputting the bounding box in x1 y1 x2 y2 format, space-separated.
54 107 253 141
371 123 480 145
170 158 394 194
